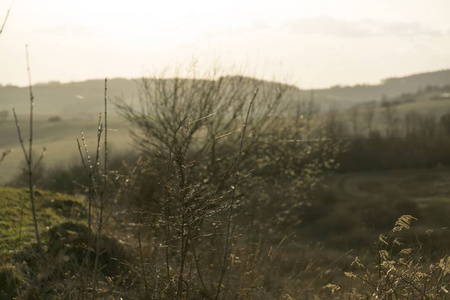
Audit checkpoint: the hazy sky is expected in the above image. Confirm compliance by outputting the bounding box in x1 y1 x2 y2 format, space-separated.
1 0 450 88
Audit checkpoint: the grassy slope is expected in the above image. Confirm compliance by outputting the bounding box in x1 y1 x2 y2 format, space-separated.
0 116 133 184
329 168 450 205
0 187 85 252
305 168 450 250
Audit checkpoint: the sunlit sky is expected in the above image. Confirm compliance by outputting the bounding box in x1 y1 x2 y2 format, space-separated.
1 0 450 88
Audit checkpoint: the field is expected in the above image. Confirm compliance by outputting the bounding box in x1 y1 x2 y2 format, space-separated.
0 115 133 184
0 187 85 252
1 80 449 298
292 168 450 250
1 168 449 298
3 1 450 297
330 168 450 206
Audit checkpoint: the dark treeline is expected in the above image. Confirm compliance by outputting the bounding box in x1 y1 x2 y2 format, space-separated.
333 105 450 171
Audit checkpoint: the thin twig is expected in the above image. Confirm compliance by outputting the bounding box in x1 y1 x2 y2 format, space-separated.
0 149 11 166
32 147 46 173
14 45 42 250
138 230 149 297
0 8 10 36
93 78 108 299
216 89 258 299
76 127 102 299
12 109 29 163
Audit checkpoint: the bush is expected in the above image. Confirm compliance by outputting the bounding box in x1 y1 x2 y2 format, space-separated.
0 264 21 299
337 216 450 299
47 116 62 122
113 68 344 297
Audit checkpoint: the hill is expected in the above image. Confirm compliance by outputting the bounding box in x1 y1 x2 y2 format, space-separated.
2 69 450 116
313 69 450 106
0 78 139 116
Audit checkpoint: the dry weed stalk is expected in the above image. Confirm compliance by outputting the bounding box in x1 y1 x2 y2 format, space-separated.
0 7 10 36
115 67 309 298
76 121 103 297
12 45 45 250
92 78 109 299
215 88 258 299
0 149 11 166
74 79 108 299
337 215 450 299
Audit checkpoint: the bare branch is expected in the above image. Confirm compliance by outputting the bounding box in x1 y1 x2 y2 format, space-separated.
0 8 10 36
13 108 29 163
216 88 258 299
0 149 11 166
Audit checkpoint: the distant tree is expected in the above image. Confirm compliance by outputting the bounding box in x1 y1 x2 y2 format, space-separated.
349 105 360 136
404 111 418 138
0 109 9 121
440 113 450 136
304 89 320 132
47 116 62 122
324 104 347 138
295 89 320 134
381 99 399 138
362 101 376 135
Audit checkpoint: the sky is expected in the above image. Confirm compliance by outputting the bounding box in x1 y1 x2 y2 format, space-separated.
1 0 450 88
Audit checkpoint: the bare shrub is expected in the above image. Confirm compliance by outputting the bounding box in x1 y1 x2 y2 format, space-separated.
114 65 344 298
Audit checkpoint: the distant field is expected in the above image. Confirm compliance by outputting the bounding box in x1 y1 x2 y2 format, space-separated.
389 98 450 115
325 168 450 233
339 98 450 136
0 114 134 184
295 168 450 249
328 168 450 206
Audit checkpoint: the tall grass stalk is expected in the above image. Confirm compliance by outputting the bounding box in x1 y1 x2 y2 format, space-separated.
12 45 44 250
0 7 10 36
76 119 103 298
0 149 11 166
92 78 108 299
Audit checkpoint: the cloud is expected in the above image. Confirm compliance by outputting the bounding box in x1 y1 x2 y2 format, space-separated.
286 16 442 38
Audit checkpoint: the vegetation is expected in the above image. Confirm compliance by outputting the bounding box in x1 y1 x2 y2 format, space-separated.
0 64 449 299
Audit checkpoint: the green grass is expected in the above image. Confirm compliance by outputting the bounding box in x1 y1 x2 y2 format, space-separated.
0 187 85 253
393 98 450 114
0 114 133 184
328 167 450 202
298 168 450 250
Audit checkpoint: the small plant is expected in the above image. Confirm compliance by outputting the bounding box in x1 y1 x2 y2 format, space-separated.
47 116 62 122
12 45 46 250
335 215 450 299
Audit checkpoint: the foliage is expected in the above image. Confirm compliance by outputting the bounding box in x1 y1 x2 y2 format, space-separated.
0 187 84 251
336 215 450 299
114 67 344 298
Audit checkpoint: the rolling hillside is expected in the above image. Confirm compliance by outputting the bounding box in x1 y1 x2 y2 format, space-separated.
2 69 450 116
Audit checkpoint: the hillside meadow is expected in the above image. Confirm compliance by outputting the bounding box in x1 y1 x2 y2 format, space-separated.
0 114 133 184
0 73 449 299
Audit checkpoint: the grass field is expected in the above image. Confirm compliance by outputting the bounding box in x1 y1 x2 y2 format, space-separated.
0 187 85 253
294 167 450 252
329 167 450 205
0 114 133 184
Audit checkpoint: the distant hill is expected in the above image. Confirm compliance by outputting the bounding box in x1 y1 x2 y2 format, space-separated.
2 69 450 115
0 76 297 116
0 78 139 116
313 69 450 106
